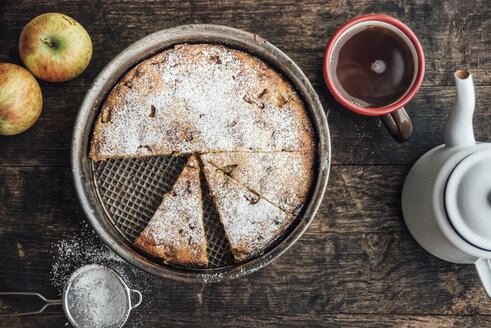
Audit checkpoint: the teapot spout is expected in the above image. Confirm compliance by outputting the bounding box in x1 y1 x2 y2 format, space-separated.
444 70 476 147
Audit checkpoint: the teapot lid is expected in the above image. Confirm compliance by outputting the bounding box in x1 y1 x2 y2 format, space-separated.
445 148 491 250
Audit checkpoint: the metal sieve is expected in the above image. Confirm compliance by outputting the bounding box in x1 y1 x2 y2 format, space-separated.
0 264 142 328
63 264 142 328
72 24 331 282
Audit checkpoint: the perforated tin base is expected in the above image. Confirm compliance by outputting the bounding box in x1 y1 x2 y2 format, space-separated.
92 156 234 268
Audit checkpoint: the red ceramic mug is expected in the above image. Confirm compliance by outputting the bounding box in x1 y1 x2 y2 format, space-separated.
323 14 425 143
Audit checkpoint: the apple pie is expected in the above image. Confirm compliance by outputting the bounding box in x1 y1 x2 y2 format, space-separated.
90 43 316 267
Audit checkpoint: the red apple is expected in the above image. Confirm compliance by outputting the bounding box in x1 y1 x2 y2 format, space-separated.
0 63 43 136
19 13 92 82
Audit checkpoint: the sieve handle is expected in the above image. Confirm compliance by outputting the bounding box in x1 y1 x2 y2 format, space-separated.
0 292 62 317
129 289 143 310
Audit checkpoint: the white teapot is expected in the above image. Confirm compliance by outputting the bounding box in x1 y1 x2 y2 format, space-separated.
402 70 491 297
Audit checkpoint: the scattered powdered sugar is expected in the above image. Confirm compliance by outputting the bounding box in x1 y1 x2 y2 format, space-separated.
91 44 314 159
200 271 224 283
65 266 129 328
202 160 293 260
320 147 330 171
50 225 155 328
50 228 128 293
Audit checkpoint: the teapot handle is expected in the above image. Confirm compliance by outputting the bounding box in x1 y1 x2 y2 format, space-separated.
444 70 475 147
475 258 491 298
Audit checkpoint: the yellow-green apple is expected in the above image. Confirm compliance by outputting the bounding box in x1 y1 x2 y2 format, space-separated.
0 63 43 136
19 13 92 82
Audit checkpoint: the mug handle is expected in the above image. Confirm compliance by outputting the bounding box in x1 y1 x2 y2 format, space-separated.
379 107 413 143
475 258 491 298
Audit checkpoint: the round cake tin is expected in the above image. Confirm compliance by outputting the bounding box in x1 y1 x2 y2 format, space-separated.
72 24 331 282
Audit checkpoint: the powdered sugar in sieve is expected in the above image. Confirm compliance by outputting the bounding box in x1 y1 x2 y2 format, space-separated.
0 264 141 327
63 264 142 328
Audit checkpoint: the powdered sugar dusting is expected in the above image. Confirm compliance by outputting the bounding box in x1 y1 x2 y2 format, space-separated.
90 44 314 159
50 226 155 328
135 156 208 266
201 160 293 261
65 266 128 328
202 151 313 215
51 230 127 293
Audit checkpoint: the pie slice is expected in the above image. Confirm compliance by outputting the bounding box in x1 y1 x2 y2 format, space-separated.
201 159 294 262
201 151 314 215
134 155 208 268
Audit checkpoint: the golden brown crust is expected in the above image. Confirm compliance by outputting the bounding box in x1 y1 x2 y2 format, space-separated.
134 155 208 268
89 44 315 161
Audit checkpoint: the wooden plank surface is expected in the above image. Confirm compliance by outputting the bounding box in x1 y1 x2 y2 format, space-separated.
3 314 491 328
1 0 489 86
0 0 490 327
1 166 491 325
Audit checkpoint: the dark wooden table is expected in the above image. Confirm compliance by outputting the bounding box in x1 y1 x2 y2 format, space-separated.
1 1 490 327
